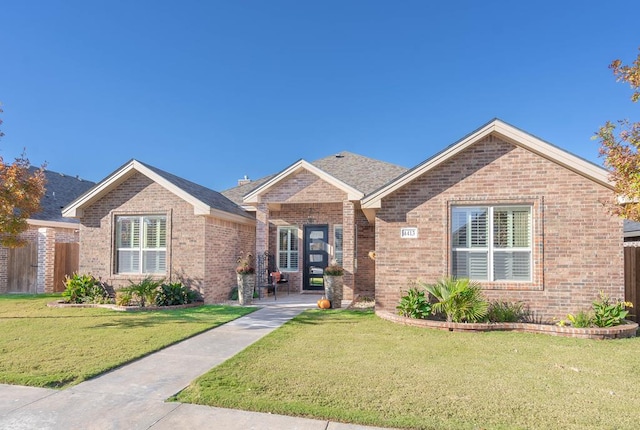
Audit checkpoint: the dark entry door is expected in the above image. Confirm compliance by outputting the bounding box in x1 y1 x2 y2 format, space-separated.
303 225 329 291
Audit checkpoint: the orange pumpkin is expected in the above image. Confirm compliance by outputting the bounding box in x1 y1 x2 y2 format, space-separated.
317 297 331 309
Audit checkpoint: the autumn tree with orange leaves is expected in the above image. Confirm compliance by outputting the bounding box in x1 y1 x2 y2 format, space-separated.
0 105 46 247
596 48 640 220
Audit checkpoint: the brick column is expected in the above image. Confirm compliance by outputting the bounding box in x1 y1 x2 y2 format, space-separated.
255 203 269 256
342 200 355 300
37 228 56 293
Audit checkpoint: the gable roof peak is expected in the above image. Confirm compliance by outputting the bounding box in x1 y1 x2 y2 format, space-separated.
362 119 612 212
62 159 253 224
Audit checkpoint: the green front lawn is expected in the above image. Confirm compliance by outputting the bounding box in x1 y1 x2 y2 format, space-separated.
0 295 255 388
175 309 640 430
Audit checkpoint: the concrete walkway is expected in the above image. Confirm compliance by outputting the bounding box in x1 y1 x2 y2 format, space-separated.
0 295 391 430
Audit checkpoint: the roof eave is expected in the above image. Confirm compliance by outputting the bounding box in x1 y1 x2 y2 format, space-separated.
206 208 256 225
243 160 364 204
362 119 613 209
62 160 216 218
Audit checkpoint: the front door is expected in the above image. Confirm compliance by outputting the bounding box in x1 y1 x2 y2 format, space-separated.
303 225 329 291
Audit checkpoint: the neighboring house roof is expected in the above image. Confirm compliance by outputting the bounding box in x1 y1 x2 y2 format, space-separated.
29 166 95 227
362 119 613 215
624 220 640 239
62 159 255 225
222 151 408 206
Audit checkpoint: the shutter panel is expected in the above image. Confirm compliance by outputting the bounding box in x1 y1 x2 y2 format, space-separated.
452 250 488 280
494 251 530 281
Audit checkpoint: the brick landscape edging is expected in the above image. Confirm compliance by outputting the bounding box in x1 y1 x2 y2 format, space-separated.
376 310 638 339
47 300 204 312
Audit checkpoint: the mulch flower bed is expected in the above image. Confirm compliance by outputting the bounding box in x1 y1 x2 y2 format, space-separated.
377 310 639 340
47 300 204 312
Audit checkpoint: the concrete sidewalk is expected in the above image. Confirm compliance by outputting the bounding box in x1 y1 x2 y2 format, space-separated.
0 296 392 430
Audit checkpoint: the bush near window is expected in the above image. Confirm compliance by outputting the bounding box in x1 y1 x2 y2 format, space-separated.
117 277 200 307
422 277 488 323
486 301 530 323
155 282 199 306
62 273 112 304
121 277 162 307
396 287 432 319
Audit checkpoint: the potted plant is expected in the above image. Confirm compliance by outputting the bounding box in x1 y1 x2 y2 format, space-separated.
323 259 344 309
236 252 255 305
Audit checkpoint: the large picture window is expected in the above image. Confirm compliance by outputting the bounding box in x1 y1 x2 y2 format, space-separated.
277 226 299 271
116 215 167 274
451 206 531 281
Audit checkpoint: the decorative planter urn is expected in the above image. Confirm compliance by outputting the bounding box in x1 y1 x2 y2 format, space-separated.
323 275 344 309
237 273 255 305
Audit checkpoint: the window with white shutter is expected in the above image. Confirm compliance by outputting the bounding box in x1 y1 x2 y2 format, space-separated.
451 206 531 282
116 215 167 274
277 226 299 271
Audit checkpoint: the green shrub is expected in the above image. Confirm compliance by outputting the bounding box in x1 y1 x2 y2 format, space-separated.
567 310 593 328
423 277 488 323
396 287 432 319
115 290 133 306
62 273 110 304
486 301 529 323
592 292 632 327
121 277 162 307
155 282 198 306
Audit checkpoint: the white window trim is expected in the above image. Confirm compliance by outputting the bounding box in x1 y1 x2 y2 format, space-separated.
451 205 532 282
277 225 299 272
115 215 167 275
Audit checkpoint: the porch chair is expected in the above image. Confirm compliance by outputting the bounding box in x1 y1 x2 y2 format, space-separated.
255 252 289 300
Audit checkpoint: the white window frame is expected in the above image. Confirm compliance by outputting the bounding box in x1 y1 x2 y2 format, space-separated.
451 205 532 282
334 225 343 266
277 226 299 272
115 215 167 274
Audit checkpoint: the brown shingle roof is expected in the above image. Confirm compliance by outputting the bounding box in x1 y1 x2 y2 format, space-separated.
310 151 408 195
221 151 408 205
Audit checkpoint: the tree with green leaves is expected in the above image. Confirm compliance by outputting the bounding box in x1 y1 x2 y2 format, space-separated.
595 48 640 220
0 105 46 247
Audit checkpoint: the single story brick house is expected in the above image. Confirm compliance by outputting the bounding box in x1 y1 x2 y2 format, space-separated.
63 119 623 320
0 168 95 294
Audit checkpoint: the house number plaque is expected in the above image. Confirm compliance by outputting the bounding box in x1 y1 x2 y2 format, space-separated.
400 227 418 239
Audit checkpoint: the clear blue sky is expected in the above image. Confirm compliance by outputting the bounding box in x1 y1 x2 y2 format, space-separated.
1 0 639 191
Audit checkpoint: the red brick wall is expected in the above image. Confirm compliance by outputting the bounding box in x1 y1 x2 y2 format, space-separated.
78 172 254 303
374 136 623 321
204 217 255 302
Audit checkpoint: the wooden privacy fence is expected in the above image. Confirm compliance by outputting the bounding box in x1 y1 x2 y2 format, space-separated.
6 241 79 293
7 240 38 293
624 246 640 322
54 242 79 292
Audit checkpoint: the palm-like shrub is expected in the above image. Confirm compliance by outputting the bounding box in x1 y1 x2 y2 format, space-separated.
122 276 163 307
423 277 488 323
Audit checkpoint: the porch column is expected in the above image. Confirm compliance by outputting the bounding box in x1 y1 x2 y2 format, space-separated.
255 203 269 257
342 200 355 300
37 227 56 294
